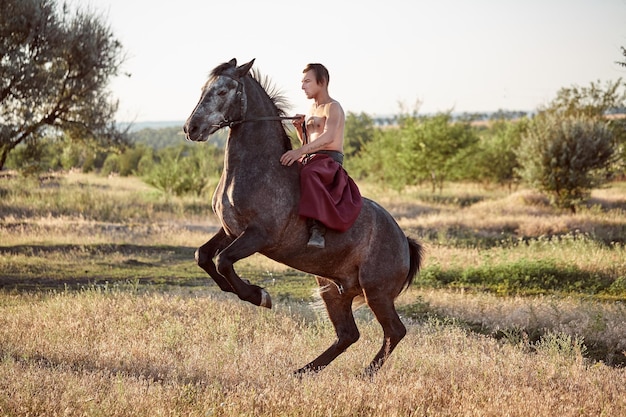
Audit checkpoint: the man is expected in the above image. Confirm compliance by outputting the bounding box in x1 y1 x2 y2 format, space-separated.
280 63 362 249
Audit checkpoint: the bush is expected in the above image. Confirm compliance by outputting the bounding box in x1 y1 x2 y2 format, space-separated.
142 143 222 196
468 119 528 188
516 114 616 211
101 153 120 176
5 137 62 175
350 113 478 192
118 145 151 176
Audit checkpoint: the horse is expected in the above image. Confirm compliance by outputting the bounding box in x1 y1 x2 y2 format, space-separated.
183 58 424 376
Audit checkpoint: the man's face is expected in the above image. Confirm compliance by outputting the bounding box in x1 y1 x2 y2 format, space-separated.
301 70 322 99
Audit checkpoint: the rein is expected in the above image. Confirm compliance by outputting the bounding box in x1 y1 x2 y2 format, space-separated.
212 115 303 130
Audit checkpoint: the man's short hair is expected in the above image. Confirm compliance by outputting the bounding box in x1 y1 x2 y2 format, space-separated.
303 63 329 86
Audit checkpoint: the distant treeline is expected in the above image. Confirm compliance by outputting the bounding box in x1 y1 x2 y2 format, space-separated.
129 126 227 150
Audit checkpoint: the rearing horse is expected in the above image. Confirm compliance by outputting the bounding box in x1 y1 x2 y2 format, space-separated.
183 58 423 375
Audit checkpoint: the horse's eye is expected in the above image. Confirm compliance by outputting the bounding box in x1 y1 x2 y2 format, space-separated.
217 90 227 97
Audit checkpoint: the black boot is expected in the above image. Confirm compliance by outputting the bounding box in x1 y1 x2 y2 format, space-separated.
307 220 326 249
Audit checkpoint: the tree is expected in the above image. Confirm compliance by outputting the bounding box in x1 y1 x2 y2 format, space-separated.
617 46 626 68
542 79 626 118
350 127 402 187
344 112 375 158
515 80 625 211
468 119 529 189
517 113 616 212
400 113 478 193
350 113 478 192
0 0 127 170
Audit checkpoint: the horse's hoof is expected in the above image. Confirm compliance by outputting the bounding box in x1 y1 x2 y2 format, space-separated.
260 289 272 309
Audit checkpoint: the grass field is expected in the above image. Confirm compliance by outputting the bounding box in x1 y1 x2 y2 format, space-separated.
1 171 625 416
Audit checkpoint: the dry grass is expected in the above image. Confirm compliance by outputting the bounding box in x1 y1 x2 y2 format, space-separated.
400 289 626 364
0 171 221 247
1 290 625 417
395 186 626 241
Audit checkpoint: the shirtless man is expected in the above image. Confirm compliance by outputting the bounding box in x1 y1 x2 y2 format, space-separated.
280 63 344 163
280 63 362 249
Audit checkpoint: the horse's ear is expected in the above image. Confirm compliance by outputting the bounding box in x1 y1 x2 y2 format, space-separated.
236 59 255 77
228 58 237 67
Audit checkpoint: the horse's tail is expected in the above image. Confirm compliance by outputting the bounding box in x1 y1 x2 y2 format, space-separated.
403 237 424 291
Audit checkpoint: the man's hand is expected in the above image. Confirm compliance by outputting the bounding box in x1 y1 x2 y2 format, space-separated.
291 114 306 145
280 148 304 166
292 114 306 130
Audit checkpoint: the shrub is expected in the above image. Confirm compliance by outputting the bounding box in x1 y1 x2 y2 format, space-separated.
469 119 528 189
101 153 120 176
350 113 478 192
516 114 616 211
142 144 222 196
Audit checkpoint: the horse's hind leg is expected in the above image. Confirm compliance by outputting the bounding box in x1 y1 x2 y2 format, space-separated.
363 293 407 376
296 277 360 375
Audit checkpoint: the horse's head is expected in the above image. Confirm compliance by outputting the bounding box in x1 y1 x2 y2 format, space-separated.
183 58 255 142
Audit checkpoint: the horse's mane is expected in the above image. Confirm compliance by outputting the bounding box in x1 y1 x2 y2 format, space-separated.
249 68 290 117
249 69 293 151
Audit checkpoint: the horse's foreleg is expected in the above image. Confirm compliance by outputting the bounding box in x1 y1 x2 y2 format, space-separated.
215 227 272 308
295 277 360 375
363 294 407 376
195 228 237 293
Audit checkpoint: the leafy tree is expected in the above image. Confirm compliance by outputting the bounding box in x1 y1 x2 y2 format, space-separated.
350 127 403 188
542 79 626 172
351 113 478 192
344 112 375 158
0 0 127 170
399 113 478 192
515 79 625 211
468 119 529 189
617 46 626 68
543 79 626 118
517 113 616 212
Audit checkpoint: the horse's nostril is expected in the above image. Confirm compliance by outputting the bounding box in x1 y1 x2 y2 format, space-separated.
184 124 197 136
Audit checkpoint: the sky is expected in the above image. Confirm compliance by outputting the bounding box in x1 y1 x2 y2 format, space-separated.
88 0 626 123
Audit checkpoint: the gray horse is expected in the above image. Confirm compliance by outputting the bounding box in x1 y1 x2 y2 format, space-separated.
183 58 423 375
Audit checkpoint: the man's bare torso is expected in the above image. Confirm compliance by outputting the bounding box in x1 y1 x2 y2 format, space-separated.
306 101 344 152
306 115 325 138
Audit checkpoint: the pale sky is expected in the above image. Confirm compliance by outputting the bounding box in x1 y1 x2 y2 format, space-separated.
90 0 626 122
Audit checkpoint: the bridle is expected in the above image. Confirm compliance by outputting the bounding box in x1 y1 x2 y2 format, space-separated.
210 75 305 135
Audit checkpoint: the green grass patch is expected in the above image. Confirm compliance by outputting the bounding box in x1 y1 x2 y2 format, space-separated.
418 259 624 299
0 244 208 291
